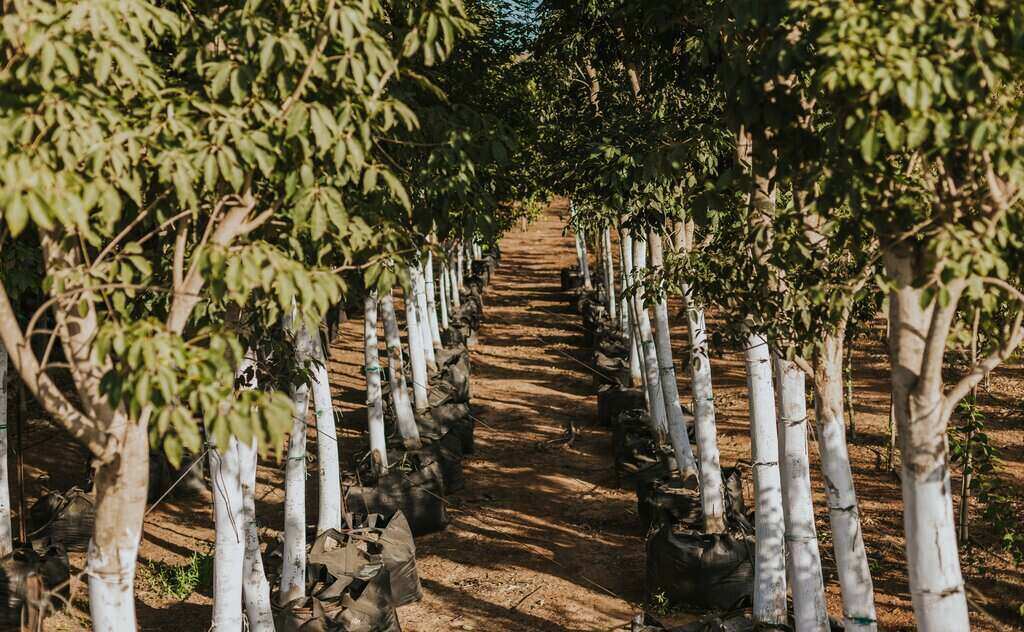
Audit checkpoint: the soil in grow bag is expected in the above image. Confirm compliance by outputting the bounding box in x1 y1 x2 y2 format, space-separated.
636 467 746 533
0 544 70 629
612 410 675 488
645 519 754 612
591 351 627 389
273 556 400 632
597 385 645 427
27 487 94 552
345 461 449 537
356 444 463 497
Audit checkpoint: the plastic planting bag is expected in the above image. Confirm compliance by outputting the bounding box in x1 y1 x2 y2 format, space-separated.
27 487 95 552
345 460 449 537
0 544 70 628
636 468 746 533
631 612 754 632
645 522 754 612
597 386 645 427
560 266 583 290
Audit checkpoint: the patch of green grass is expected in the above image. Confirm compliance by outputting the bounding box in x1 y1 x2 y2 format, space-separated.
139 551 214 600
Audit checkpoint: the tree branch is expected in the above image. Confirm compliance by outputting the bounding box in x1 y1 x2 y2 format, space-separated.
0 280 114 461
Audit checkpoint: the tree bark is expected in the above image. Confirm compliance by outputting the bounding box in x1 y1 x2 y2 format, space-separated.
403 277 430 412
885 249 970 631
815 334 878 631
211 437 246 631
629 237 672 452
681 288 727 533
745 333 787 626
603 227 617 322
424 252 443 352
775 358 829 632
380 292 421 448
87 416 148 632
449 254 461 310
647 231 697 480
618 223 642 387
414 262 437 372
280 322 315 604
238 437 274 631
439 261 450 331
311 335 341 534
364 293 388 475
0 344 11 557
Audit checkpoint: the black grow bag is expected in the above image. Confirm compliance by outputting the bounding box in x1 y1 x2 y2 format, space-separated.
27 487 94 552
310 512 422 609
645 521 754 612
560 267 583 291
636 467 745 533
427 404 474 454
345 462 449 537
0 544 70 628
597 386 645 427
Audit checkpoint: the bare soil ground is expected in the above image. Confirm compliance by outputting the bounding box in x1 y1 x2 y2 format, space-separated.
28 203 1024 630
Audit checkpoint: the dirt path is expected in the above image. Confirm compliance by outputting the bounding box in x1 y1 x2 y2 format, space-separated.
379 208 641 631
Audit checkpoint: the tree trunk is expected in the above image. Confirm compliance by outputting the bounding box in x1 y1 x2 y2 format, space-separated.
456 247 465 291
280 323 316 604
744 333 787 626
815 334 878 631
364 293 389 475
449 254 461 310
414 262 437 372
603 227 617 322
885 250 970 631
439 262 450 331
238 437 274 631
630 236 672 452
618 224 642 387
424 252 443 352
647 231 697 480
87 417 148 632
681 288 727 533
775 358 829 632
380 292 421 448
211 437 246 631
311 335 341 534
403 276 430 412
0 344 11 557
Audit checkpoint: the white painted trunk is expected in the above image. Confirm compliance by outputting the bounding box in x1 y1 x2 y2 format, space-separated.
449 256 461 309
744 333 787 626
574 214 593 291
603 227 617 322
681 291 726 534
439 262 450 330
211 438 245 632
618 225 642 386
647 231 697 479
424 252 443 351
281 324 315 604
630 237 671 446
403 277 430 412
364 293 389 475
380 291 421 447
237 438 274 631
456 247 465 290
814 336 877 631
775 358 829 632
413 262 437 371
311 337 341 534
884 251 966 632
87 418 148 632
0 344 11 557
